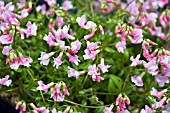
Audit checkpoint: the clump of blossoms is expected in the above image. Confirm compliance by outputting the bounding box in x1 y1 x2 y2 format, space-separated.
0 0 169 113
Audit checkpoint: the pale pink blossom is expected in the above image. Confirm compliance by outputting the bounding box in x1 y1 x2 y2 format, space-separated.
19 55 33 67
83 42 100 60
152 97 166 109
26 21 37 37
129 28 143 44
51 82 69 102
131 72 145 87
68 66 85 79
126 1 139 15
38 52 55 66
69 40 82 54
140 105 153 113
2 45 12 55
84 21 97 40
98 58 111 73
56 17 64 28
99 25 104 35
30 103 49 113
104 105 113 113
88 64 104 82
144 57 159 75
76 15 87 28
155 75 169 87
44 0 56 6
43 32 57 46
151 87 167 98
0 75 12 86
57 40 70 51
15 101 26 113
62 1 73 11
115 41 126 53
0 34 13 44
67 53 80 66
53 52 63 69
37 81 54 92
9 57 21 70
130 54 142 66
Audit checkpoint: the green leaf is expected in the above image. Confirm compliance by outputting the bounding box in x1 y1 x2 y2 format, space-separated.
104 47 115 53
108 75 123 93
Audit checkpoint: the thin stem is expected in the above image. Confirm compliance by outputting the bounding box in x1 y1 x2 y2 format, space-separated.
64 99 110 108
122 67 133 89
26 68 47 106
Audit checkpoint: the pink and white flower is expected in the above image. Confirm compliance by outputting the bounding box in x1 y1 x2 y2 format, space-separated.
30 103 49 113
98 58 111 73
88 64 104 82
140 105 153 113
83 42 100 60
130 54 142 66
151 87 167 98
69 40 82 54
68 66 85 79
115 41 126 53
37 81 54 92
53 52 63 69
26 21 37 37
51 81 69 102
131 72 145 87
0 75 12 86
152 97 166 109
104 105 113 113
0 34 13 44
155 75 169 87
38 52 55 66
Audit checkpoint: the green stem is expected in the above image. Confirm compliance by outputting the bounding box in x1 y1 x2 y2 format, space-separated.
64 99 110 108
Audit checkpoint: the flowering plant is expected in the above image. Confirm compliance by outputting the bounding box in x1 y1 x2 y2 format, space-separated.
0 0 170 113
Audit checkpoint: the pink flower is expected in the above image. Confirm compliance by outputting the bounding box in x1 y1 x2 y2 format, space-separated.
44 0 56 6
151 87 167 98
88 64 104 82
129 28 143 44
26 21 37 37
152 97 166 109
56 17 64 28
37 81 54 92
15 102 26 113
43 32 57 46
144 57 159 75
104 105 113 113
131 72 145 87
2 45 12 55
115 41 126 53
57 40 70 51
99 25 104 35
62 1 73 11
19 55 33 67
69 40 82 54
0 75 12 86
76 15 87 28
126 1 139 15
68 66 85 79
155 75 169 87
9 57 21 70
116 94 130 111
2 10 20 26
51 81 69 102
84 21 97 40
67 53 80 65
38 52 55 66
140 105 153 113
83 42 100 60
98 58 111 73
0 34 13 44
130 54 142 66
53 52 63 69
30 103 49 113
